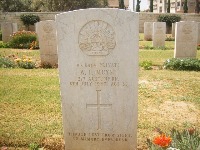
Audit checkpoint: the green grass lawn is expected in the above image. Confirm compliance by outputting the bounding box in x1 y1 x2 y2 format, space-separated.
0 44 200 149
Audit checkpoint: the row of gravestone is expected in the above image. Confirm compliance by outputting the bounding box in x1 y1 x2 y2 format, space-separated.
0 21 58 66
1 21 200 66
1 22 18 43
144 21 200 58
1 9 200 150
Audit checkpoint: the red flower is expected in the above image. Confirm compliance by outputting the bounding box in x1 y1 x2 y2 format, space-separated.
188 128 195 135
153 134 172 147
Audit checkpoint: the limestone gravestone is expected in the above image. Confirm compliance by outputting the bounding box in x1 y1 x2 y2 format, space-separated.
1 22 18 42
56 9 138 150
144 22 153 41
198 22 200 45
188 0 196 13
152 22 166 47
174 21 198 58
36 20 58 66
172 23 176 37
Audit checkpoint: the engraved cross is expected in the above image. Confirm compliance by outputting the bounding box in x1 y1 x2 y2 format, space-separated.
86 90 112 130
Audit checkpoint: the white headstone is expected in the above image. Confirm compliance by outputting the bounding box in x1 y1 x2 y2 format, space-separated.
197 22 200 45
174 21 198 58
1 22 18 42
144 22 153 41
36 20 58 67
153 22 166 47
56 9 138 150
172 23 176 37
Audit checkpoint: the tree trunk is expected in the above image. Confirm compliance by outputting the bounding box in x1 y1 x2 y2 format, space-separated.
167 0 170 13
183 0 188 13
150 0 153 12
195 0 199 13
103 0 108 7
119 0 125 9
136 0 141 12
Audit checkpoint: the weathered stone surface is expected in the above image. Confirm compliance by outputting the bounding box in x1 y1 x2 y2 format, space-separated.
56 9 138 150
144 22 153 41
197 22 200 45
1 22 18 42
36 20 58 66
174 21 198 58
152 22 166 47
172 23 176 37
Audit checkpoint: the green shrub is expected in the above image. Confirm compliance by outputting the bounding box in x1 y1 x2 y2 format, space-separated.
29 143 40 150
0 42 11 48
0 57 16 68
20 14 40 30
15 55 36 69
0 55 36 69
170 128 200 150
165 35 175 41
9 30 39 49
140 60 153 70
143 45 170 50
157 14 181 27
163 58 200 71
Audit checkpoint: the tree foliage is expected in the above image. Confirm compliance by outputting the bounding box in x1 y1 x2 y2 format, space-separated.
0 0 44 12
45 0 102 11
0 0 103 12
119 0 125 9
195 0 199 13
103 0 108 7
20 14 40 30
157 14 181 27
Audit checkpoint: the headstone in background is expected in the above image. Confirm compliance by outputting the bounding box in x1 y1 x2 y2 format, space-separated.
174 21 198 58
152 22 166 47
187 0 196 13
197 22 200 45
144 22 153 41
172 23 176 37
56 8 138 150
1 22 18 42
36 20 58 67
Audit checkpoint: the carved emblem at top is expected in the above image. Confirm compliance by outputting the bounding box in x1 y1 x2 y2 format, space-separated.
43 23 53 33
181 24 193 41
78 20 116 56
182 24 192 34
